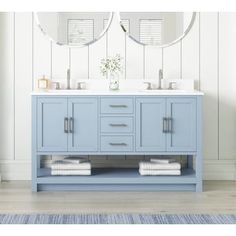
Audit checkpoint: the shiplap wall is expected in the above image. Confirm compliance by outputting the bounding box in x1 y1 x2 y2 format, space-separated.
0 12 236 180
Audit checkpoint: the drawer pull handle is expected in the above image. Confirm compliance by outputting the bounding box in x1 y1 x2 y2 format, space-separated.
109 142 127 146
162 117 167 133
64 117 68 133
109 105 127 108
167 117 172 133
109 123 127 127
69 117 73 133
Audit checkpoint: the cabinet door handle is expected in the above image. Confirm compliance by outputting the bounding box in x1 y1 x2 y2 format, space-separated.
109 142 127 146
109 123 127 127
109 105 127 108
64 117 68 133
162 118 167 133
168 117 172 133
69 117 73 133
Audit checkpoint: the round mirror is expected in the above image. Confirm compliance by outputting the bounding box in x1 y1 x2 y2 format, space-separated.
35 12 113 47
119 12 196 47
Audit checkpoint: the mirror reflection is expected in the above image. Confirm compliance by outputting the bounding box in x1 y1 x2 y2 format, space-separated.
119 12 195 46
36 12 112 46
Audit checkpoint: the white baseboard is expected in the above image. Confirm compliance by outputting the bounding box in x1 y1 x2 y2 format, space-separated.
0 160 31 180
203 160 236 180
0 159 236 181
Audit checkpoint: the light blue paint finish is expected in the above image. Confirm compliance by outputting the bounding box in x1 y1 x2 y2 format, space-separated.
32 95 203 192
68 98 98 152
37 168 196 184
101 117 134 133
38 184 196 192
196 96 203 192
166 98 197 152
37 98 68 152
101 97 134 114
100 135 134 152
136 98 166 151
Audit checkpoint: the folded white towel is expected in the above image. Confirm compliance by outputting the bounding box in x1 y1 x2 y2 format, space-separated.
51 160 91 170
150 158 175 164
63 156 88 164
51 169 91 176
139 169 181 176
139 161 181 170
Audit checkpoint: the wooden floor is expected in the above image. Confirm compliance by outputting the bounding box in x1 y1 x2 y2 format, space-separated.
0 181 236 214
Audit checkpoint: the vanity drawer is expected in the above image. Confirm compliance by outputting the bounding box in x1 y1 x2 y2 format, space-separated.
100 98 133 114
101 136 133 152
101 117 133 133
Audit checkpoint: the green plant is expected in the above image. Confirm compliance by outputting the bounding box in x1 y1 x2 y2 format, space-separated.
100 54 123 77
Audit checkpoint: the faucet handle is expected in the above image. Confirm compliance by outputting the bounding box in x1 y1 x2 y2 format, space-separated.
77 82 86 90
168 82 177 90
143 82 152 90
51 82 60 90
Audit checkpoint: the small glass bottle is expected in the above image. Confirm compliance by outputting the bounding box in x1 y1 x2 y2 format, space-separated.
38 75 49 91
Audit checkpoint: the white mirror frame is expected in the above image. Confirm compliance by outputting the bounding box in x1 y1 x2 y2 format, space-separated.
118 12 196 48
34 12 114 48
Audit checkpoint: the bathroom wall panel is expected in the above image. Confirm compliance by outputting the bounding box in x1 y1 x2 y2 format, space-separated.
126 36 144 79
219 13 236 160
0 12 15 160
89 34 107 79
144 46 162 80
200 12 219 160
3 12 236 179
51 44 70 82
107 14 126 79
163 42 181 80
70 47 89 80
14 13 32 160
182 13 200 88
33 16 51 85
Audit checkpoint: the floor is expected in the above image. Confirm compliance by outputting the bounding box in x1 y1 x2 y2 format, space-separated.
0 181 236 214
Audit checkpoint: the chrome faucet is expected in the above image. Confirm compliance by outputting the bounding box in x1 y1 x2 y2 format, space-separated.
158 69 163 89
67 69 71 90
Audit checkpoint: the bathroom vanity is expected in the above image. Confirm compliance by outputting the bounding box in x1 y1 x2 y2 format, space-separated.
31 90 203 192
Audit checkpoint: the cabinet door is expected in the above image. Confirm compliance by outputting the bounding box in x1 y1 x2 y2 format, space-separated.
37 98 68 151
136 98 166 151
68 98 98 152
166 98 197 152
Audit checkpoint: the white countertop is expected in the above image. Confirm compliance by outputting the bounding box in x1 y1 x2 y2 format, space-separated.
31 89 204 96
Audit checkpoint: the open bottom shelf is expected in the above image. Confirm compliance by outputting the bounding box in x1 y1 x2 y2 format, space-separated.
36 168 199 191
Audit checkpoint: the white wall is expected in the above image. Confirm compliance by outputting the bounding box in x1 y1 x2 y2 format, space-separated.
0 12 236 180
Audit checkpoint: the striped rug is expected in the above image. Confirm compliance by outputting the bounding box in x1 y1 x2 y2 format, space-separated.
0 214 236 224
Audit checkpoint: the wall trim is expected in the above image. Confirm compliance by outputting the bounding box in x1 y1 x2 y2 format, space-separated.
0 159 236 181
203 160 236 180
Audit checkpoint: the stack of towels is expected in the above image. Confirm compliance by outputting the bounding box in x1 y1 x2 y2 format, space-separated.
51 156 91 176
139 158 181 176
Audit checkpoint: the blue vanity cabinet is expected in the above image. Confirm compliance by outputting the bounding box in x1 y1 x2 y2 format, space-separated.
32 94 203 192
36 97 98 152
37 97 68 152
68 98 98 152
136 98 166 151
166 98 197 152
135 97 197 152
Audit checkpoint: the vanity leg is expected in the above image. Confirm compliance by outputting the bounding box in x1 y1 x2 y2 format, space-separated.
195 96 203 192
196 153 203 192
32 154 39 192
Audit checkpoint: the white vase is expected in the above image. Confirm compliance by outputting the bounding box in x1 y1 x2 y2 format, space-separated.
109 73 119 90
